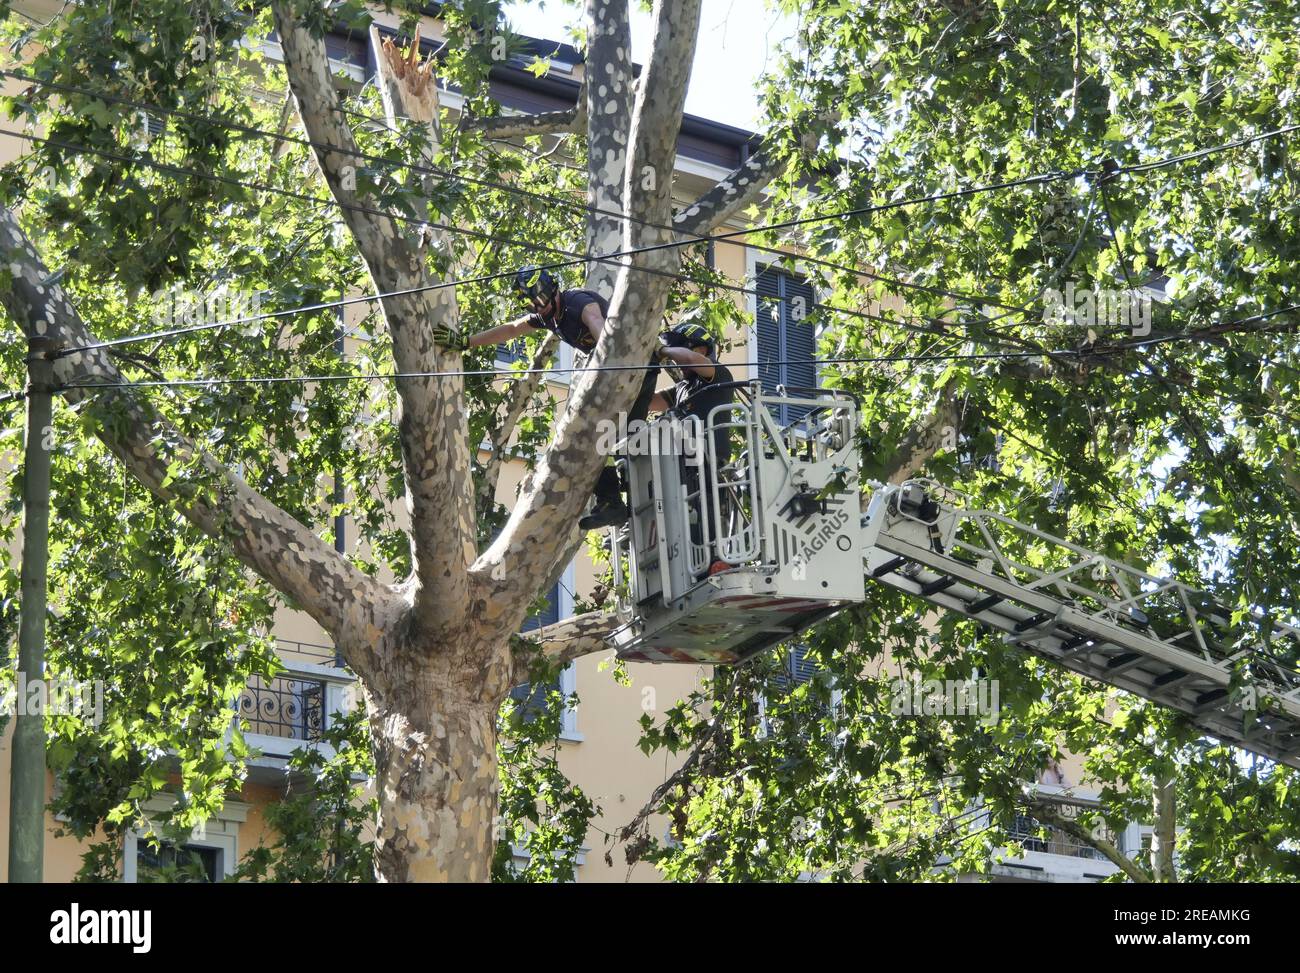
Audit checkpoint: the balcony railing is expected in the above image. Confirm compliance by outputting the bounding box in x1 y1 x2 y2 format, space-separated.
237 672 327 742
232 642 355 759
1009 803 1119 861
274 637 344 668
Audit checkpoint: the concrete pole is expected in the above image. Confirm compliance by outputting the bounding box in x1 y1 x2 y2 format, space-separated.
8 334 56 883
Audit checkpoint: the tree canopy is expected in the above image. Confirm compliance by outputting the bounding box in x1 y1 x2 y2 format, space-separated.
0 0 1297 880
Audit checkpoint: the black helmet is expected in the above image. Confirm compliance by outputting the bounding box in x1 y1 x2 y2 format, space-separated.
661 309 717 356
514 266 560 305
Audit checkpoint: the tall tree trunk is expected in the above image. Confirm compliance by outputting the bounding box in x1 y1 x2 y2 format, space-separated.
369 694 499 882
365 636 509 882
1150 773 1177 882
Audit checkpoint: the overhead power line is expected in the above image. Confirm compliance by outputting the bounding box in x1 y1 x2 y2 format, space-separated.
3 128 1041 359
0 67 1030 315
4 84 1295 365
59 347 1082 394
55 303 1300 395
5 127 1026 357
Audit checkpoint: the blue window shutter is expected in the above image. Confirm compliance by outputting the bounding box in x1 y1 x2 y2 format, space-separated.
511 584 563 717
789 644 817 684
782 274 816 423
754 265 817 423
782 275 817 390
756 297 783 398
771 643 817 693
497 338 528 365
756 268 783 400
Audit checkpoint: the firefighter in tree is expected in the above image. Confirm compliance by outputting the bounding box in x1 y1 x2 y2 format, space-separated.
439 266 660 529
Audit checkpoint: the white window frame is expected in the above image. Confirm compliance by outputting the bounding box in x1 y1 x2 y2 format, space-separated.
556 560 582 742
123 795 249 883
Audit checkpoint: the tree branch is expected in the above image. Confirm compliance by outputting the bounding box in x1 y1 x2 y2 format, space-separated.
673 142 782 237
459 81 586 140
672 113 825 237
1150 774 1177 882
0 207 395 683
877 388 961 486
474 0 703 641
274 3 476 637
272 4 403 260
476 332 559 514
371 27 482 287
512 609 620 682
617 699 730 853
1021 794 1149 883
623 0 703 225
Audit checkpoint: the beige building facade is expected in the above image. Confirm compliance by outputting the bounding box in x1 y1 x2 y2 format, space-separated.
0 0 1136 882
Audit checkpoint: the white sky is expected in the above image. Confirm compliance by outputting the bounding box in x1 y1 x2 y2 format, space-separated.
501 1 796 132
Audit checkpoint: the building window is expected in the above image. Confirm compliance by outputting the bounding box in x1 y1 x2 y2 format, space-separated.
122 797 249 882
757 644 836 738
508 564 580 740
497 337 529 365
772 644 819 692
755 264 817 424
135 841 223 883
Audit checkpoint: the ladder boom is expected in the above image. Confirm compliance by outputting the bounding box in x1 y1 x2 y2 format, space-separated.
863 480 1300 769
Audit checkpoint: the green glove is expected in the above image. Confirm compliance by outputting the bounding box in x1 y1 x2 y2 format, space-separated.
434 325 470 352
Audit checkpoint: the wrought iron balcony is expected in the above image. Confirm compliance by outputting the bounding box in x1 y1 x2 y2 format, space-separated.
988 787 1133 882
237 672 327 742
232 652 358 782
1009 809 1116 861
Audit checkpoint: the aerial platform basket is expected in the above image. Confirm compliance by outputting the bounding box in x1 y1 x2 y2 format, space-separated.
601 381 1300 766
608 383 866 665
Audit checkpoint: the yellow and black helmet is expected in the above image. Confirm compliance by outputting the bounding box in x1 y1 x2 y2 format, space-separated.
661 309 717 355
513 265 560 305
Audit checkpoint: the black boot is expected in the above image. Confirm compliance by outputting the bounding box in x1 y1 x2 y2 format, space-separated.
581 466 629 530
579 497 630 531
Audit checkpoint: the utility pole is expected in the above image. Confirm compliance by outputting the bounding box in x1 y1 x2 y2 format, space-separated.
8 334 57 883
333 314 346 669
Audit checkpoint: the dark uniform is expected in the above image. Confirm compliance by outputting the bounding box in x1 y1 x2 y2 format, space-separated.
659 361 736 552
659 361 736 468
535 289 660 510
534 288 605 353
533 289 660 422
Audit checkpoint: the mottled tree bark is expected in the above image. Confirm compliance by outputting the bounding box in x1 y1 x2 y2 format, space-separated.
582 0 635 295
0 0 798 883
364 629 512 882
1151 773 1178 881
